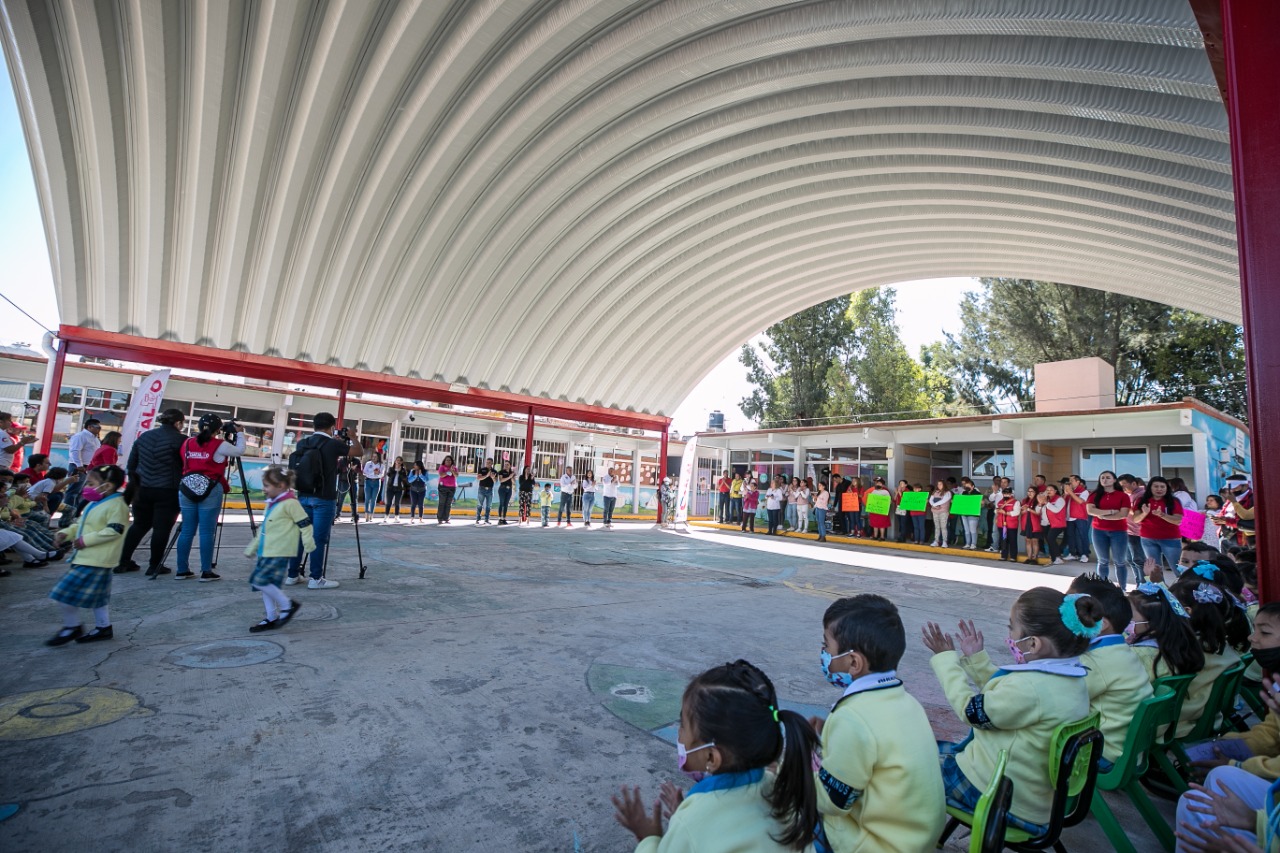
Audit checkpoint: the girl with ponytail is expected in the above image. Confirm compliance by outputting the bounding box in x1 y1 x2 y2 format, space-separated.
611 659 818 851
924 587 1099 836
1167 568 1245 738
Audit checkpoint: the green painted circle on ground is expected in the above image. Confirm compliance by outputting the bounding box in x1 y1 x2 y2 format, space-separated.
0 687 139 741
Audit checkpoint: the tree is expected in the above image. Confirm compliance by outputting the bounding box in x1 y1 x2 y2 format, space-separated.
823 289 931 420
739 296 851 425
932 278 1247 420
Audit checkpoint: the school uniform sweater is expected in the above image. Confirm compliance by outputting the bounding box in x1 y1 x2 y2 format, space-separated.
1224 705 1280 780
817 681 945 853
243 494 316 559
635 768 808 853
71 493 131 568
1080 635 1154 762
1176 647 1241 739
937 650 1090 827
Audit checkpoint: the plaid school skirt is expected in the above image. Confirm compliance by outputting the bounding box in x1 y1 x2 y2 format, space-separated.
249 557 291 590
938 740 1048 837
50 563 112 609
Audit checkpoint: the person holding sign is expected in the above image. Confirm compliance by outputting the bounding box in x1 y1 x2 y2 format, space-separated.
903 485 928 543
840 477 861 538
953 479 982 549
928 481 952 547
865 479 892 541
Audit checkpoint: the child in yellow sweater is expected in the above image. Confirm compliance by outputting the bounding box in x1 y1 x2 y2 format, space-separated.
924 588 1100 835
1066 574 1154 768
46 465 131 645
811 594 944 852
612 660 820 852
242 467 315 632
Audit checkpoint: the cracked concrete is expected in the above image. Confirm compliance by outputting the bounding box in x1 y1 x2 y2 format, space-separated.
0 517 1170 851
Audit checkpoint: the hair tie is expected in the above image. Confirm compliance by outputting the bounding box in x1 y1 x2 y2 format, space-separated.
1060 593 1103 639
1191 561 1219 581
1193 584 1225 605
769 705 780 723
1136 581 1190 618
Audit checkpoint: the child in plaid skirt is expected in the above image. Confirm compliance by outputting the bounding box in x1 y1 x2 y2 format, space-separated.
47 465 131 645
243 467 315 632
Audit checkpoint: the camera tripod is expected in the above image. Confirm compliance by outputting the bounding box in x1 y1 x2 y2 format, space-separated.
211 454 259 568
323 465 368 580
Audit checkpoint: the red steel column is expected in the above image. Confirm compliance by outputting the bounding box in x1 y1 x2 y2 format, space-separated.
39 339 68 453
657 428 670 523
1221 0 1280 600
523 407 535 473
336 379 349 429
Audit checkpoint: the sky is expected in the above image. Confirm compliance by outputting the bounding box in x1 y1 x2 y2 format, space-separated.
0 58 975 432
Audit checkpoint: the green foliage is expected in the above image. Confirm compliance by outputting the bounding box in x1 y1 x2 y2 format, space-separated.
930 278 1247 420
739 296 851 425
823 289 932 420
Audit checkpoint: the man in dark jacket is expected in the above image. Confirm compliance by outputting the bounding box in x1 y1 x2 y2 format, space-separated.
116 408 187 576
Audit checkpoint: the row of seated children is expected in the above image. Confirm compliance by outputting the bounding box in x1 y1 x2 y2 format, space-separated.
0 467 69 573
611 582 1147 852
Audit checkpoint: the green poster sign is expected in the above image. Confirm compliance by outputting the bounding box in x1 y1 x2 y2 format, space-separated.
866 493 892 516
951 494 984 516
898 491 928 512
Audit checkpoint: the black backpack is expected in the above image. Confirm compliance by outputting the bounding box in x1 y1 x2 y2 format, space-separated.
288 434 327 495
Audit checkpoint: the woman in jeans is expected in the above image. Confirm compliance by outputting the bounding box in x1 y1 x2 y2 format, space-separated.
894 479 911 542
383 456 408 522
407 461 428 522
1087 470 1132 589
957 478 981 549
176 414 246 581
436 455 458 524
812 481 829 541
765 478 784 535
740 478 759 532
362 453 384 522
581 471 597 527
909 483 928 543
794 478 811 534
1133 476 1185 572
927 480 952 547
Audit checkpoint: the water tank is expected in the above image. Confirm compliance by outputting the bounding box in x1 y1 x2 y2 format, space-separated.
707 410 726 432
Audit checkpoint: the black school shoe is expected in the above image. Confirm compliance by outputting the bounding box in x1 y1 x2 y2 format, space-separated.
46 625 84 646
145 565 173 578
275 599 302 628
199 571 221 583
113 560 142 574
75 626 113 643
248 618 277 633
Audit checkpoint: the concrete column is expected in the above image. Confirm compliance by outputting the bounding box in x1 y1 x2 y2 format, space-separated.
631 447 642 513
270 407 288 462
484 430 496 466
1192 431 1211 500
1011 438 1032 494
390 419 403 462
794 443 804 479
886 444 903 488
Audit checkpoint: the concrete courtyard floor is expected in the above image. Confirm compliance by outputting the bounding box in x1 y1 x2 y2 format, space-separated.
0 516 1171 852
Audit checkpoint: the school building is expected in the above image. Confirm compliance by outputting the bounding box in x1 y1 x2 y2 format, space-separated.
0 349 681 517
690 359 1251 505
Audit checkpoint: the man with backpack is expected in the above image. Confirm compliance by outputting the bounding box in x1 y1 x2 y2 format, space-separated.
285 412 362 589
116 408 187 576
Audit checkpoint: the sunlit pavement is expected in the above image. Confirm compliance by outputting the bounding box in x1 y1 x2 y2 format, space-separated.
0 516 1167 851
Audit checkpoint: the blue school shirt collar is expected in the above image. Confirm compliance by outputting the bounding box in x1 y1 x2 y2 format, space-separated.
832 670 902 711
75 491 122 537
992 656 1087 678
1089 634 1128 649
688 767 764 797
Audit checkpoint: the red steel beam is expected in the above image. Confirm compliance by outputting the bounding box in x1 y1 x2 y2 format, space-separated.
56 326 671 433
1217 1 1280 599
523 406 535 474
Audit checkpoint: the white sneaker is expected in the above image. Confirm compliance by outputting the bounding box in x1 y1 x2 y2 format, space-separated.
1080 555 1089 562
284 576 300 586
308 578 340 589
1052 558 1065 565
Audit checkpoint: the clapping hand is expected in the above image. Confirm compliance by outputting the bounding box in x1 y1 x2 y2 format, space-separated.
1144 557 1162 582
658 781 685 818
922 621 955 654
957 619 985 657
612 785 663 842
1177 779 1259 852
1260 676 1280 717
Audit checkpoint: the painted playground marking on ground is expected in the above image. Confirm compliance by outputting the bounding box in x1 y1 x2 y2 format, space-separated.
0 687 142 742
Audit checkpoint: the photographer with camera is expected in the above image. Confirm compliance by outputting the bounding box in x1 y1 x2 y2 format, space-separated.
175 414 246 581
285 413 361 588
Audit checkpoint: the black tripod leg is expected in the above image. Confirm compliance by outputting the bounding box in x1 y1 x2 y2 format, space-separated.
234 457 258 535
211 489 229 569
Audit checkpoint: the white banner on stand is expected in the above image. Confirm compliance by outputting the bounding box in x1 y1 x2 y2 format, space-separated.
674 435 698 526
118 370 171 464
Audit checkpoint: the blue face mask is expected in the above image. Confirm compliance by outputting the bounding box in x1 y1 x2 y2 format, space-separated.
820 648 855 688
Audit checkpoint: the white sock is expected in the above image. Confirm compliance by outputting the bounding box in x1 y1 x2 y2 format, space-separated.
261 591 279 621
93 605 110 628
59 602 81 628
261 584 291 614
15 540 43 559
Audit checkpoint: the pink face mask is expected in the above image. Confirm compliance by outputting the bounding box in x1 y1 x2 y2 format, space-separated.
81 487 105 503
677 739 715 782
1006 636 1032 665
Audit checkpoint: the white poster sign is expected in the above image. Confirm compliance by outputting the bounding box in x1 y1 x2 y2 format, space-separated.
118 370 171 464
674 435 698 525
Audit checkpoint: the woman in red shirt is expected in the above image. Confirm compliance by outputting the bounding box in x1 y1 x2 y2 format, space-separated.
1087 470 1132 589
1132 476 1184 574
1019 486 1043 564
89 431 121 467
1040 484 1069 565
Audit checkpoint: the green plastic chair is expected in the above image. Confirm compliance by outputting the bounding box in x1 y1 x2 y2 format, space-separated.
1146 674 1194 791
1164 660 1249 792
940 713 1103 852
1090 684 1180 852
965 749 1014 853
1236 653 1267 721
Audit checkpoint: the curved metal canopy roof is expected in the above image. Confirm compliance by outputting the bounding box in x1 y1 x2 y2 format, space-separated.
0 0 1234 417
